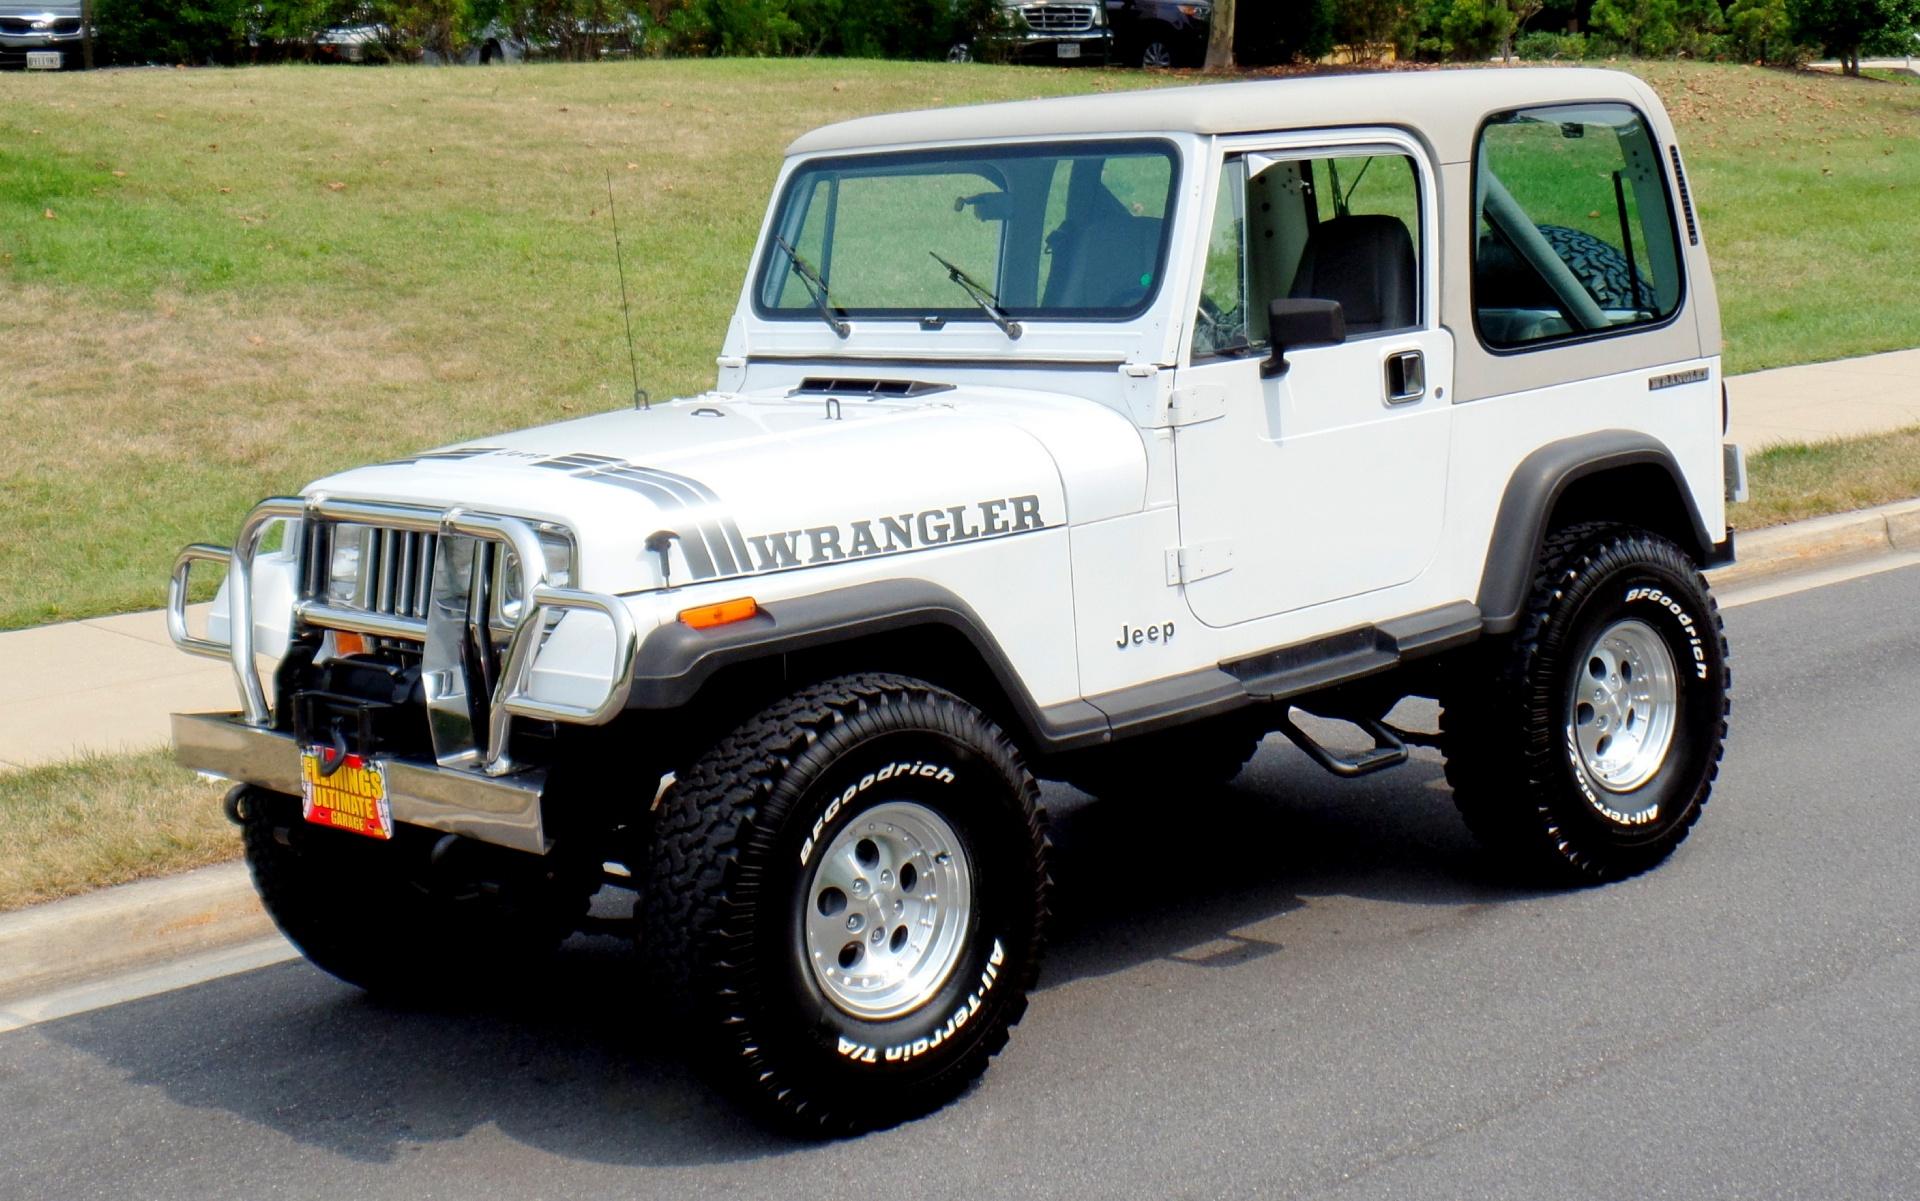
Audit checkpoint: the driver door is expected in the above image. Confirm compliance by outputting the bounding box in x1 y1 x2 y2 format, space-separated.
1172 141 1454 629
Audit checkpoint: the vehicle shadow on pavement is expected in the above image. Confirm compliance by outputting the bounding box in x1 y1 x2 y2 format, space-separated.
29 737 1547 1169
31 929 798 1167
1038 736 1552 990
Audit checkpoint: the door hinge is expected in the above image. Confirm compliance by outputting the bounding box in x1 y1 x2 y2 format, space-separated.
1166 383 1228 426
1165 541 1234 585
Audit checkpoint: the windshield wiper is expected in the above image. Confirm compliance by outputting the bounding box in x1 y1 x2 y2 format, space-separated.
774 235 850 338
930 251 1023 341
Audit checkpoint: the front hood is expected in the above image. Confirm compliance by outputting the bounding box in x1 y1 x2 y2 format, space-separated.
305 383 1145 594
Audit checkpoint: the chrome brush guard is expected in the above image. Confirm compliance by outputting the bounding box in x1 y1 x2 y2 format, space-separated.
168 495 638 800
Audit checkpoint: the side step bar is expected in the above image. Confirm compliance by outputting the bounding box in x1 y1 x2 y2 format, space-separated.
1274 710 1410 779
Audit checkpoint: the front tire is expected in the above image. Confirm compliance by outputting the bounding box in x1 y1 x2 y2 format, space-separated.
1441 525 1729 885
644 673 1050 1136
239 787 595 998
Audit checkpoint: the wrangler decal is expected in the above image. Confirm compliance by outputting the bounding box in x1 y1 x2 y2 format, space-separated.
388 448 1050 584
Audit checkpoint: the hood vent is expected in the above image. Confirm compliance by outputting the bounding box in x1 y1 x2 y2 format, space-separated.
791 378 955 399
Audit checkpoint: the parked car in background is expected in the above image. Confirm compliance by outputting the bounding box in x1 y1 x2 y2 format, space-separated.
1106 0 1209 67
949 1 1112 65
314 23 381 62
0 1 85 69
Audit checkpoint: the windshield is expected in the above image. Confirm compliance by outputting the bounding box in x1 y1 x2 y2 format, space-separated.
755 139 1180 325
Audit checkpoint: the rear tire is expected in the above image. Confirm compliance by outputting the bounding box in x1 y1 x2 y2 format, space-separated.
644 672 1049 1137
1440 525 1729 885
239 787 594 999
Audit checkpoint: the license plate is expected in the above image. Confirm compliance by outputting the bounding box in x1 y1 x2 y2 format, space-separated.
300 748 393 840
1056 43 1081 59
26 51 63 70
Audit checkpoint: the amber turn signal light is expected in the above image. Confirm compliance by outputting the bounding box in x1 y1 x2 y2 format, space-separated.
334 631 369 656
678 597 760 629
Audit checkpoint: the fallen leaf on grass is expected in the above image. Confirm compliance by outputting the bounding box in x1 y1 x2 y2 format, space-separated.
247 335 265 346
218 186 232 194
112 169 126 178
326 181 346 191
42 209 56 220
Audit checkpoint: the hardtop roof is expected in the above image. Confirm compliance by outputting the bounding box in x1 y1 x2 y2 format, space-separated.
786 67 1667 165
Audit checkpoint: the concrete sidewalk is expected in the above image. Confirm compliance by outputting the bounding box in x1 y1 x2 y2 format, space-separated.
1725 348 1920 450
0 605 238 771
0 347 1915 771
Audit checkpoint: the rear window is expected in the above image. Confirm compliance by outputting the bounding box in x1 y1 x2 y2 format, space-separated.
1472 103 1685 351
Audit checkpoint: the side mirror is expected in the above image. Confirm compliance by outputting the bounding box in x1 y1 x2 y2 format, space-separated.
1260 298 1346 378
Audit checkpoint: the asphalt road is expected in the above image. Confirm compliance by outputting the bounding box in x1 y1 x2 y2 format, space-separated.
4 564 1918 1201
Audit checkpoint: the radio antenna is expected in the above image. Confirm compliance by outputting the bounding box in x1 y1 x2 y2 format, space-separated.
606 170 649 411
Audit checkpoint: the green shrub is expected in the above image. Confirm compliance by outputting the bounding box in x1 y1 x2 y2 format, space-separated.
1236 0 1338 64
1790 0 1920 72
95 0 252 63
1440 0 1517 59
1513 28 1589 57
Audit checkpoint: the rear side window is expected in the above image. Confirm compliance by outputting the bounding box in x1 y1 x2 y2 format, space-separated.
1473 103 1684 351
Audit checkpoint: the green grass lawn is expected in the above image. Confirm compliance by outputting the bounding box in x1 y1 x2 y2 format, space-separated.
1 58 1917 630
1731 426 1920 529
0 752 232 911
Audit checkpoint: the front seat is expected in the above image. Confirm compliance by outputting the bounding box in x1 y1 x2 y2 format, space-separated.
1289 215 1417 334
1042 214 1164 311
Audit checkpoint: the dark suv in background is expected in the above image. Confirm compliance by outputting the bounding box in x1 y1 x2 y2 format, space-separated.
1106 0 1209 67
949 1 1112 64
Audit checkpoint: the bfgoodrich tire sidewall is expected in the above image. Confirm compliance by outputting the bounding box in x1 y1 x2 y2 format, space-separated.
1539 547 1725 850
754 726 1042 1096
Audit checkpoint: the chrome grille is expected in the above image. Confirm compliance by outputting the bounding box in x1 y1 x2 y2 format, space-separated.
368 528 438 621
0 16 82 33
1018 4 1096 33
307 523 439 634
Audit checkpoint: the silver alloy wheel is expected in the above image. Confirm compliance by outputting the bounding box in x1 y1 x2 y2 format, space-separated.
802 800 973 1021
1567 617 1679 799
1141 40 1173 68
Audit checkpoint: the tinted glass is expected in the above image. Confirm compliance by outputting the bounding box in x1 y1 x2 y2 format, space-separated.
758 141 1179 323
1474 103 1685 349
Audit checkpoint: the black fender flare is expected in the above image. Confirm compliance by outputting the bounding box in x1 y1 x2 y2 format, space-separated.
1478 430 1728 636
625 579 1107 751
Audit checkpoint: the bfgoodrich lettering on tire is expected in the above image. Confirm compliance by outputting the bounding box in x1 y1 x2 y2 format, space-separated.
1440 524 1729 885
644 672 1050 1136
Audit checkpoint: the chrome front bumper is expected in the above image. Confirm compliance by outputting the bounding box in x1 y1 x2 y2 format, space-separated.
168 495 641 854
173 711 552 854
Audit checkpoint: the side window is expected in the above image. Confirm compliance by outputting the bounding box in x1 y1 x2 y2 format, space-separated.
1474 103 1684 350
1192 159 1249 358
1192 150 1423 361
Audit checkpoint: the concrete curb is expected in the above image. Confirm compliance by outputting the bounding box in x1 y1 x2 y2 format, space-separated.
1708 496 1920 588
2 496 1917 1011
0 861 274 1005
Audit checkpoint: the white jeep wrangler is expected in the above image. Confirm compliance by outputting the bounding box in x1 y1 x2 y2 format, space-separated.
169 68 1740 1135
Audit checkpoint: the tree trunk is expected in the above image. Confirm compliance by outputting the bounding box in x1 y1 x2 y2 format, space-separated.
80 0 93 68
1204 0 1234 71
